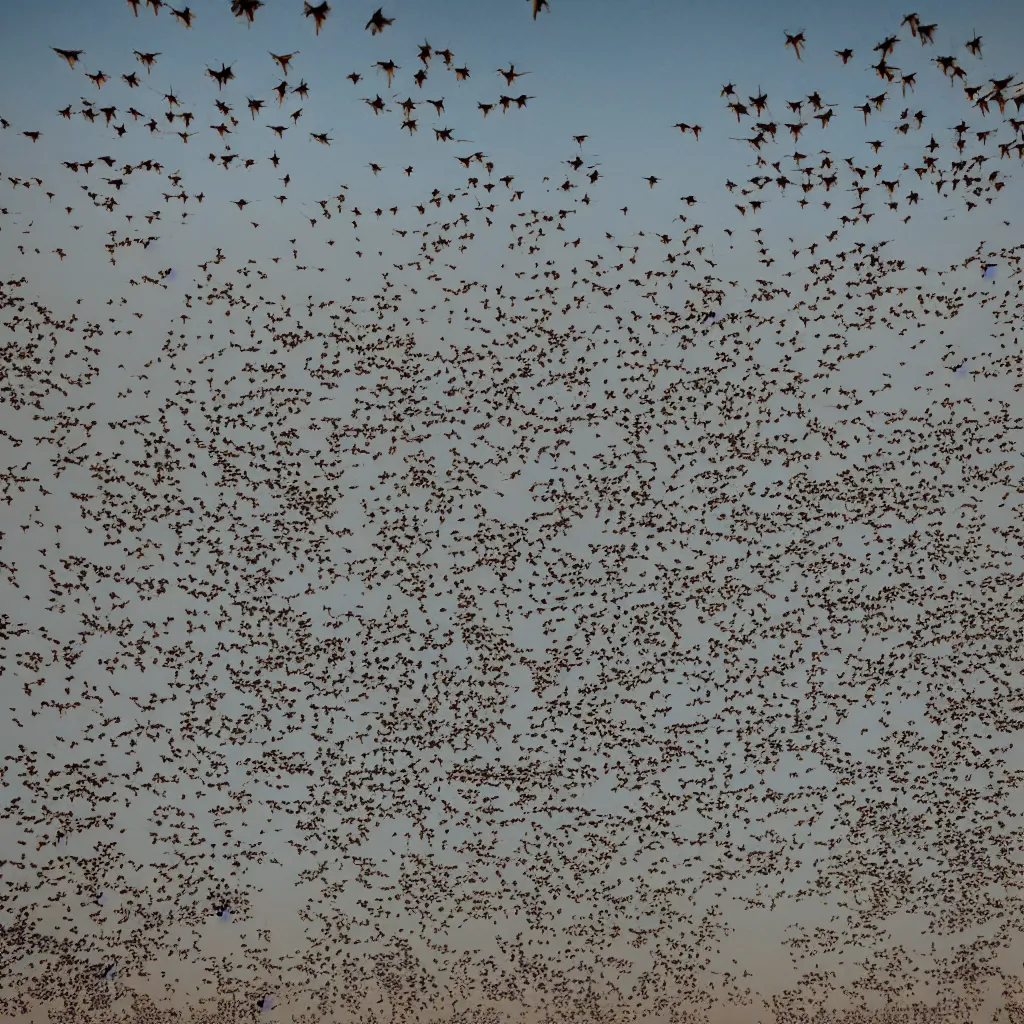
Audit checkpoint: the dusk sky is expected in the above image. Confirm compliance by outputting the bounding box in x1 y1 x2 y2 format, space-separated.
2 2 1024 1023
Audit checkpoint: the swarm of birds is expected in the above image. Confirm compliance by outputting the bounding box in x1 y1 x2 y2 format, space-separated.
4 3 1024 1024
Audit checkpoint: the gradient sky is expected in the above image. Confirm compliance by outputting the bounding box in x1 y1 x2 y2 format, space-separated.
3 2 1024 1023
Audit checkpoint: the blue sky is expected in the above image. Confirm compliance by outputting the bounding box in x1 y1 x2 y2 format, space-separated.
3 0 1022 284
3 2 1024 1023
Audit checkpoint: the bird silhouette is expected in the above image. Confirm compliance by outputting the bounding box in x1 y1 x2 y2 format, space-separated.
365 7 393 34
304 1 330 34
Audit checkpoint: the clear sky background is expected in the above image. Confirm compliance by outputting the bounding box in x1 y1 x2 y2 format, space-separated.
3 1 1024 1023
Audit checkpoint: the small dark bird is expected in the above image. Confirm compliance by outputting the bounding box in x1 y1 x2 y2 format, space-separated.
134 51 160 72
835 48 854 63
53 48 85 69
365 8 393 34
270 52 298 74
207 63 235 90
874 34 900 58
231 0 264 23
304 1 330 34
376 59 400 86
784 31 806 60
498 64 531 86
169 6 194 27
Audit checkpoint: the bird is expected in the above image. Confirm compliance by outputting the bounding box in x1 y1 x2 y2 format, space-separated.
304 1 330 34
376 59 400 86
168 6 194 27
230 0 263 23
784 30 806 60
497 64 531 86
270 51 299 74
207 63 235 89
365 8 393 34
53 48 85 69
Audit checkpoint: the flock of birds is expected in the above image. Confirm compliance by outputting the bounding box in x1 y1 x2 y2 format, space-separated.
3 2 1024 1023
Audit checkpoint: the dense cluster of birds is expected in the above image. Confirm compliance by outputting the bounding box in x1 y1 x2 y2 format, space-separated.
3 3 1024 1024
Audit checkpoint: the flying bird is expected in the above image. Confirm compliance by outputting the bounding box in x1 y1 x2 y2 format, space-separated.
134 51 160 72
169 6 194 27
784 31 806 60
270 52 299 74
376 59 400 86
207 63 235 89
231 0 263 22
365 8 393 34
304 1 330 34
53 48 85 69
498 64 531 86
